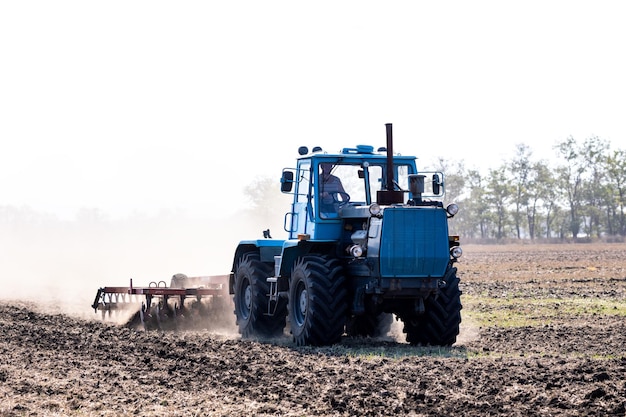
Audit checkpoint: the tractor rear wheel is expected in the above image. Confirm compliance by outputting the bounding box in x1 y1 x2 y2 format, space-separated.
288 255 347 346
233 252 287 339
403 267 462 346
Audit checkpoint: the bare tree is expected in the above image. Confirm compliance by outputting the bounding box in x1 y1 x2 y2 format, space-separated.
509 144 532 239
579 136 609 238
555 136 587 238
525 160 553 240
606 148 626 236
530 161 558 239
456 169 488 239
485 166 513 239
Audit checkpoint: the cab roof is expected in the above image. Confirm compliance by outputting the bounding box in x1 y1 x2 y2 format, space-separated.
296 144 417 165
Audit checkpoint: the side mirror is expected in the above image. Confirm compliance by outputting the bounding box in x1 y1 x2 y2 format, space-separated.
281 171 294 192
432 174 441 195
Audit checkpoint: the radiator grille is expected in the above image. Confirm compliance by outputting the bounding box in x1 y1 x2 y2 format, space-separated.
379 208 449 277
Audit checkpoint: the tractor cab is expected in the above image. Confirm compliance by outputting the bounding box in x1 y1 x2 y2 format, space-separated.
280 145 445 241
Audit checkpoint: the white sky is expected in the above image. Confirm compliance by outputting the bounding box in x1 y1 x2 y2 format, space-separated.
2 1 625 221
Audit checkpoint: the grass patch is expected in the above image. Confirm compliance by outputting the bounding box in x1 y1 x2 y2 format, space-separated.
463 295 626 328
340 344 470 360
293 338 476 360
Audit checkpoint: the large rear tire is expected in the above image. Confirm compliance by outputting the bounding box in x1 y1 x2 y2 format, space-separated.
403 267 462 346
288 255 347 346
233 253 287 339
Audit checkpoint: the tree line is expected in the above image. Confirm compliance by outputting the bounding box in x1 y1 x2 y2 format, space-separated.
437 136 626 241
2 135 624 243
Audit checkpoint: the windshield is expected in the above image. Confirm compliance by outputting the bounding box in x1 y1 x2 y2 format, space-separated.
315 162 412 218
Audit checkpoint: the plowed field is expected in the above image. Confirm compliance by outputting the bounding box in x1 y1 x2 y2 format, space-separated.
1 243 625 416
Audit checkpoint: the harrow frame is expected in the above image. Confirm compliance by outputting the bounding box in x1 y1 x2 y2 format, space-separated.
92 275 231 330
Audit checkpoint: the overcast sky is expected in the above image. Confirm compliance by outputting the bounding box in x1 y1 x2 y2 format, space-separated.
2 1 625 221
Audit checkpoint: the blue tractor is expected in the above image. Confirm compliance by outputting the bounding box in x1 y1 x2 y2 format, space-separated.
229 124 463 346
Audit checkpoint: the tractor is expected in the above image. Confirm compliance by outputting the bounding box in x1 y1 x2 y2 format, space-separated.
230 124 463 346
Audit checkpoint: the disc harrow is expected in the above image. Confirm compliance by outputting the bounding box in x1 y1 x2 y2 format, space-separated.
92 274 231 330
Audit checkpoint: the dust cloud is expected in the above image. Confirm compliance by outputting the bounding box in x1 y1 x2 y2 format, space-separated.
455 315 481 345
0 205 283 324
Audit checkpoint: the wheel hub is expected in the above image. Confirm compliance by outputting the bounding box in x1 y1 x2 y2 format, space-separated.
298 289 308 316
244 284 251 310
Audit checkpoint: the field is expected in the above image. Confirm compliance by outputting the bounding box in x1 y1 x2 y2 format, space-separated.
1 243 625 416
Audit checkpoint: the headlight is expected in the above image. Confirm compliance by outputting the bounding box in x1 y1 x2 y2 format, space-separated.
450 246 463 259
348 244 364 258
369 203 381 216
446 203 459 217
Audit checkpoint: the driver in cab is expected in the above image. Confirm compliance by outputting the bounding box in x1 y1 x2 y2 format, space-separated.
319 163 348 216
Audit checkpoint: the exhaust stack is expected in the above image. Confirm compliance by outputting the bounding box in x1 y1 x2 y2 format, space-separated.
376 123 405 205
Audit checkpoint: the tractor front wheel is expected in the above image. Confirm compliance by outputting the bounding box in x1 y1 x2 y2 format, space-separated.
288 255 347 346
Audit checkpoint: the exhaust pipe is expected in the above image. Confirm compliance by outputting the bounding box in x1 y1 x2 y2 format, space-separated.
377 123 405 205
385 123 394 191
